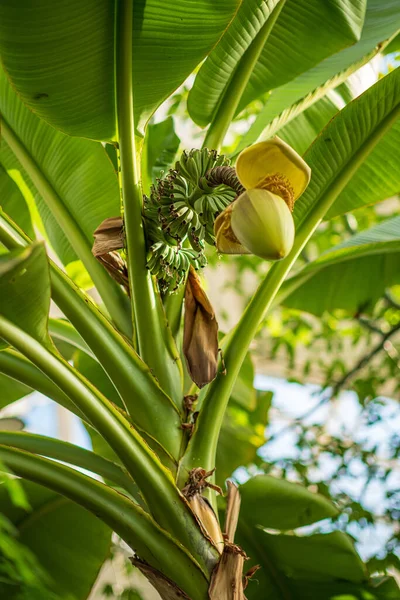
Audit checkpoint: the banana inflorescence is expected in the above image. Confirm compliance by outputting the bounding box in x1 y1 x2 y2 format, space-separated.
144 148 237 293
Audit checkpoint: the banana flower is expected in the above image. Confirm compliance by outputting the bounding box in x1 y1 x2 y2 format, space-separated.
214 137 311 260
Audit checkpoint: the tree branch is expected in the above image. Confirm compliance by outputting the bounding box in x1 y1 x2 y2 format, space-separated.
267 320 400 446
330 321 400 397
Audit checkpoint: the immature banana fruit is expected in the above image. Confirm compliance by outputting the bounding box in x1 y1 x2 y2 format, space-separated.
144 148 236 292
145 148 236 250
146 241 207 294
97 139 311 297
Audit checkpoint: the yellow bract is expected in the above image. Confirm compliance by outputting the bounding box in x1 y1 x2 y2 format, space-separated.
236 137 311 201
214 137 311 261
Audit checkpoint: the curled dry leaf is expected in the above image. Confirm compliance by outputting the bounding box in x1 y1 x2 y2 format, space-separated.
183 266 219 388
224 481 241 544
182 468 224 555
92 216 129 294
92 216 125 256
188 494 225 556
131 558 190 600
97 251 129 293
243 565 261 590
209 482 252 600
208 543 248 600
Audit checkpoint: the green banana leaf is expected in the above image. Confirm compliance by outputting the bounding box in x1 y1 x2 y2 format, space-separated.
280 216 400 316
325 121 400 221
0 68 120 268
0 165 34 239
0 369 32 409
0 245 51 348
73 350 123 409
236 0 400 153
0 0 238 140
188 0 366 127
294 67 400 230
0 349 87 421
275 94 345 156
0 159 92 290
142 117 181 195
73 349 178 471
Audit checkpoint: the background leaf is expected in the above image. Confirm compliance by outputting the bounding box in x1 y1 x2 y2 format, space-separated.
216 392 271 486
240 474 338 530
230 351 257 411
0 512 63 600
141 117 180 194
273 93 345 156
247 529 366 582
0 480 111 600
293 68 400 230
212 351 269 485
234 475 371 600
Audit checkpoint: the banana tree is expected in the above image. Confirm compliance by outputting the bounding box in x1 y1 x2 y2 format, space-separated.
0 1 399 598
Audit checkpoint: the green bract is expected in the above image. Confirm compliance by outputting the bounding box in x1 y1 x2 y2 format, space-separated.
215 189 295 260
233 189 295 260
214 137 310 261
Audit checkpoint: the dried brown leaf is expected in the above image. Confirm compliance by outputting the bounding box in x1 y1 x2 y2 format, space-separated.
98 252 129 295
182 469 224 554
92 216 124 257
131 558 190 600
208 483 253 599
243 565 261 590
183 267 218 388
209 544 247 600
187 494 224 555
92 217 129 293
224 482 241 544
